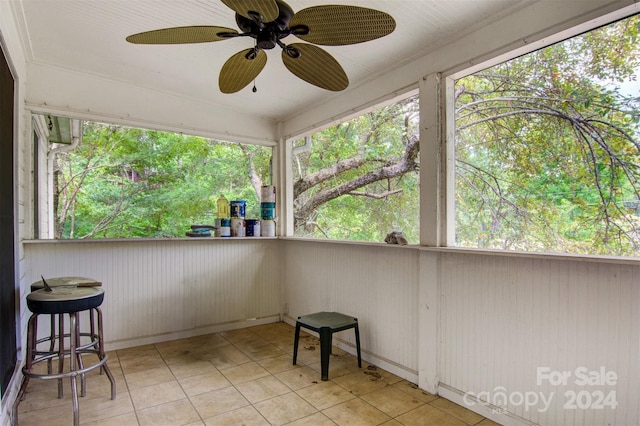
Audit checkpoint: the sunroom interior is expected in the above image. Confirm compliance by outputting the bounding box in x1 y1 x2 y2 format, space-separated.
1 0 639 425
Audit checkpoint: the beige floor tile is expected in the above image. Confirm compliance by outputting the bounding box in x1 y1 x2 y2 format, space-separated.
219 328 261 344
285 411 337 425
189 385 250 419
135 398 200 426
331 370 388 397
296 381 356 410
129 380 186 410
119 353 167 374
360 385 425 417
476 419 502 426
380 420 403 425
124 365 174 390
203 405 270 425
257 354 299 375
14 402 73 426
363 365 404 385
253 392 318 425
17 383 74 414
178 369 232 397
235 375 291 403
220 361 270 385
392 380 438 403
159 351 203 366
189 333 230 348
116 345 158 360
78 392 136 423
275 366 322 390
207 345 252 369
293 344 322 366
169 360 218 379
18 323 490 426
307 357 361 380
84 411 140 425
395 404 467 426
272 337 297 353
429 397 485 424
239 342 287 361
322 398 391 426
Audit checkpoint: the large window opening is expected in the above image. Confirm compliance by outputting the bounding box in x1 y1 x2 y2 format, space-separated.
49 120 273 239
454 14 640 256
292 94 419 244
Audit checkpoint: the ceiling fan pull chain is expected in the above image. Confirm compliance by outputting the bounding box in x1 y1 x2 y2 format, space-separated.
252 80 257 93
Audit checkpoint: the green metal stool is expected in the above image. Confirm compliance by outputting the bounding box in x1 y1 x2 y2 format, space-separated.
293 311 361 381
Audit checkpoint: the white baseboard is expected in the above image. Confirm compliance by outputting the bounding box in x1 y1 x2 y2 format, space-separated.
104 314 281 351
438 383 538 426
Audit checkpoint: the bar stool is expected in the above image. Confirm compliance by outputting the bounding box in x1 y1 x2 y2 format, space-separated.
293 311 362 381
12 284 116 426
28 277 101 396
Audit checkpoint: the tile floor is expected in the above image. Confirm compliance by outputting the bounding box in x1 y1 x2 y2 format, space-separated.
14 322 497 425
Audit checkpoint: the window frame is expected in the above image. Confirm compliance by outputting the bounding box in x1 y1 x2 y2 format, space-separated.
284 91 421 244
441 5 640 256
32 114 276 240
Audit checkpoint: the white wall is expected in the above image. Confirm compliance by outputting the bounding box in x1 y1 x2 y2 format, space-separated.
25 63 278 146
281 239 421 381
282 240 639 426
434 250 639 426
23 239 282 350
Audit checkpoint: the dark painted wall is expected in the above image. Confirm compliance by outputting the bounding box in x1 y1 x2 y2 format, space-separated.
0 47 16 395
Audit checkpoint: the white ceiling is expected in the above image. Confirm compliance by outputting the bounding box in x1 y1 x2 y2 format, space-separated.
14 0 534 122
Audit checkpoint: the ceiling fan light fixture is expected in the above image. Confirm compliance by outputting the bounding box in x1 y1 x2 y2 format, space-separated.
257 30 277 50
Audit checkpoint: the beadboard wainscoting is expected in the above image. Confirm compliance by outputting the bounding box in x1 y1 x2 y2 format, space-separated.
23 239 281 350
21 238 639 426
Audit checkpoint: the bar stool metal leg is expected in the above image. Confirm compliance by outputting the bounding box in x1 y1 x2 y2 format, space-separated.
57 313 65 399
96 307 116 400
69 312 80 426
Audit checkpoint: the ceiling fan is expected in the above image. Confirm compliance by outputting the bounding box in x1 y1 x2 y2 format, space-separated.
126 0 396 93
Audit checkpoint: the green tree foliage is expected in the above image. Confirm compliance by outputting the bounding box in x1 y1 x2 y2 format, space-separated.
53 15 639 255
55 122 271 238
455 15 640 255
292 95 420 243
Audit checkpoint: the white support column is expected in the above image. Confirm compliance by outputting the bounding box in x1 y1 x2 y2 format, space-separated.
417 73 456 394
443 77 456 246
419 74 442 247
276 122 294 236
418 251 439 394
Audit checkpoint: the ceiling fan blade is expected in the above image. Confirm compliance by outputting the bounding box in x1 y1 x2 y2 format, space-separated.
126 26 238 44
220 0 279 23
281 43 348 91
219 49 267 93
290 6 396 46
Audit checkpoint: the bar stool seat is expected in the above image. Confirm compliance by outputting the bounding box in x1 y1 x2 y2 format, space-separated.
27 286 104 314
29 276 102 366
12 285 115 426
293 311 362 381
